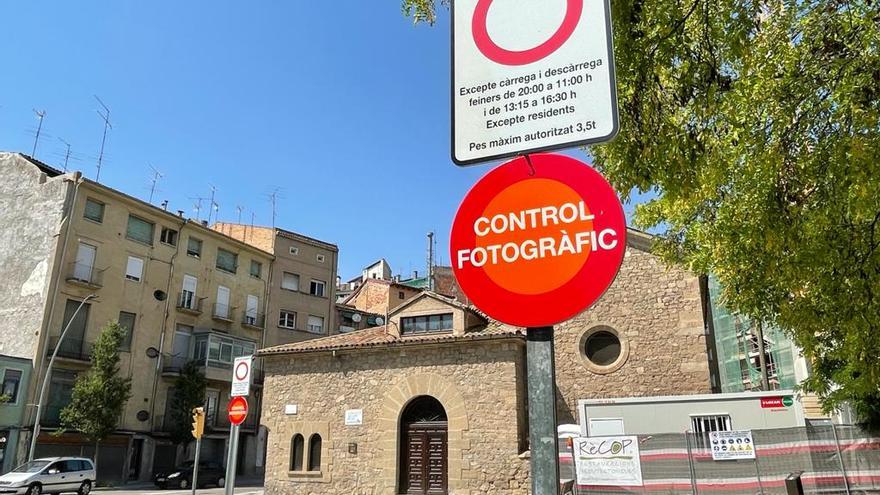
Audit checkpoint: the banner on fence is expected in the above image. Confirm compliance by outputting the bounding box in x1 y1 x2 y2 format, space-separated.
573 436 643 486
709 430 756 460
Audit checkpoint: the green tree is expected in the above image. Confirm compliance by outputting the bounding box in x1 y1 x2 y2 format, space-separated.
167 361 207 446
0 394 9 404
405 2 880 424
60 322 132 469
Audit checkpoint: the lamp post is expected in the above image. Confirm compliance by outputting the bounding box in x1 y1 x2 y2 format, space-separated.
28 294 97 461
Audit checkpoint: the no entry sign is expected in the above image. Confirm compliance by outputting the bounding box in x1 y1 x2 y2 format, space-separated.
452 0 619 164
231 355 252 397
227 396 248 426
450 153 625 327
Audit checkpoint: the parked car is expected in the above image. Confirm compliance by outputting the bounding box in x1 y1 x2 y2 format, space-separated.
153 461 225 489
0 457 95 495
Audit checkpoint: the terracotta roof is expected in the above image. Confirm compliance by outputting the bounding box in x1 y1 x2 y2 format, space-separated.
257 321 524 356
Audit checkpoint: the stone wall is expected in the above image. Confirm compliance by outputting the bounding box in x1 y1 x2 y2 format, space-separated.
553 245 712 424
0 153 71 360
261 339 530 495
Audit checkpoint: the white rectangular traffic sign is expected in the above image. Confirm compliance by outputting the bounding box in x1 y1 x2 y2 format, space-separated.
231 355 253 397
709 430 756 461
452 0 619 165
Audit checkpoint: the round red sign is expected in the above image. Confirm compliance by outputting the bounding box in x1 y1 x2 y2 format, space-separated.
227 396 248 426
450 153 626 327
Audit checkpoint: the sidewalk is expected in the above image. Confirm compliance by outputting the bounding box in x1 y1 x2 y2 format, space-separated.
94 476 264 491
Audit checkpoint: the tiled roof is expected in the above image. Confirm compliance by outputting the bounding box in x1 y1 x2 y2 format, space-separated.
256 321 525 356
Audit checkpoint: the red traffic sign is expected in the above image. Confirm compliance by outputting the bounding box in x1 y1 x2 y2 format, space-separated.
227 396 248 426
450 153 626 327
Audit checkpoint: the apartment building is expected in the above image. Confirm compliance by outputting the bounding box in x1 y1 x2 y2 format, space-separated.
212 223 338 346
0 152 272 480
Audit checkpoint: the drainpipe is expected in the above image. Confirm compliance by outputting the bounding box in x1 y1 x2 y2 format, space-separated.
26 171 82 460
149 217 185 432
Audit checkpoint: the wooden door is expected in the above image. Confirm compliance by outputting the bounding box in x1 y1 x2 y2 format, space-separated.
402 422 447 494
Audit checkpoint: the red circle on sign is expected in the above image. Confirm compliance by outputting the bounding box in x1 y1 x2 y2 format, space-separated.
450 153 626 327
235 361 249 381
472 0 583 66
227 396 248 426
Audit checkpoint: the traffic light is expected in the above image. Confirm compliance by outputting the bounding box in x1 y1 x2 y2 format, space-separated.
191 407 205 439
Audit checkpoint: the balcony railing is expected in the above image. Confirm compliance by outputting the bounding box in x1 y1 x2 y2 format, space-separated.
65 262 106 288
242 312 265 329
161 354 192 376
46 337 91 362
212 303 235 322
176 292 205 314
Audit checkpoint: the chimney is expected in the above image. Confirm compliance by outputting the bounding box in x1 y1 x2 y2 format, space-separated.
201 220 208 227
413 270 418 279
177 210 185 218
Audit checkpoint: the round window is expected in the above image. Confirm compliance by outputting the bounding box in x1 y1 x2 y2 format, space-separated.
584 330 622 366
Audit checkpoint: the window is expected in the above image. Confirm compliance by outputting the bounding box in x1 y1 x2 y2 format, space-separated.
584 330 621 366
691 414 732 448
398 291 405 299
281 272 300 291
309 280 326 297
307 316 324 334
289 246 299 256
187 237 203 258
316 254 325 263
1 369 22 403
126 215 154 245
117 312 136 351
290 434 304 471
180 275 198 310
216 248 237 273
308 434 322 471
160 227 178 246
401 313 453 334
250 260 262 278
279 311 296 329
125 256 144 282
83 198 104 223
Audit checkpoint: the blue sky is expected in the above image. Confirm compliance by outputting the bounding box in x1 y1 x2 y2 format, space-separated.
0 2 644 279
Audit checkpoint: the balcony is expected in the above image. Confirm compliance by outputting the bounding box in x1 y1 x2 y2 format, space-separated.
241 312 265 330
161 354 192 377
211 303 235 323
42 404 67 427
65 262 106 289
176 292 205 315
46 337 91 362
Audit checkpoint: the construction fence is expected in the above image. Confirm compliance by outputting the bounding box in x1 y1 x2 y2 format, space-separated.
560 424 880 494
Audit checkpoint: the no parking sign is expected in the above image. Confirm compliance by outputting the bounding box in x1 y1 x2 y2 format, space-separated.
231 355 252 397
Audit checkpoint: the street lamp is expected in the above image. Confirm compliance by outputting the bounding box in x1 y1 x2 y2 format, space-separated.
28 293 98 461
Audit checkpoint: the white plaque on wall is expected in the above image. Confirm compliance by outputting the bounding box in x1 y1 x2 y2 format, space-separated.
345 409 363 426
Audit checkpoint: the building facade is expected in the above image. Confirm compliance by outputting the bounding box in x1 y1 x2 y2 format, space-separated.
212 223 338 346
0 153 272 480
258 232 714 494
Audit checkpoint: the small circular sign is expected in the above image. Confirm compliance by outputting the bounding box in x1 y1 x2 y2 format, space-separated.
450 153 626 327
782 396 794 407
227 396 249 426
234 360 250 381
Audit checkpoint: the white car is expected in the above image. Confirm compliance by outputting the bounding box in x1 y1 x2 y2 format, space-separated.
0 458 95 495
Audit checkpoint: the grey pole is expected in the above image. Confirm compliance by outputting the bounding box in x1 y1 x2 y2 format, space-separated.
191 436 201 495
684 431 698 495
223 424 240 495
755 456 766 495
526 326 560 495
829 422 852 495
28 294 97 461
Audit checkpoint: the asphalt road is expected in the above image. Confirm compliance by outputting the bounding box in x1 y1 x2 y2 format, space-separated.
95 487 263 495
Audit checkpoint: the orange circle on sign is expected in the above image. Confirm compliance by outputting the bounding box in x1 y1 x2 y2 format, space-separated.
477 178 593 295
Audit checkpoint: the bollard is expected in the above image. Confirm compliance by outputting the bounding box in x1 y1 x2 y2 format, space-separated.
785 472 804 495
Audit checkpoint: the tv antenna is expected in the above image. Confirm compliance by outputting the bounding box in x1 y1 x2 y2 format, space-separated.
58 137 72 172
266 188 284 229
94 95 112 182
148 165 164 204
206 184 218 225
31 109 46 158
236 205 245 224
190 196 207 221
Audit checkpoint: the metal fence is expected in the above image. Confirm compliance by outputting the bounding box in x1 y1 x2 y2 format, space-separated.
560 424 880 494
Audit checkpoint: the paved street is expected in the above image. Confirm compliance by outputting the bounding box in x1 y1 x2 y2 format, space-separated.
95 487 263 495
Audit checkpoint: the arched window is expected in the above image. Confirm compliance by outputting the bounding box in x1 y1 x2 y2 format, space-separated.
308 434 322 471
290 434 304 471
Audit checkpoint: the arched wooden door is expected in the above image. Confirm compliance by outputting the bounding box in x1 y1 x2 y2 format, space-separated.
399 396 448 494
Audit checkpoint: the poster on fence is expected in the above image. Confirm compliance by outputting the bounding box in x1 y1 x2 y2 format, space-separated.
709 430 756 460
573 436 643 486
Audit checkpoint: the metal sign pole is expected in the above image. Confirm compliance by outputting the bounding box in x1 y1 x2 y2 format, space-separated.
527 326 560 494
191 436 201 495
224 424 240 495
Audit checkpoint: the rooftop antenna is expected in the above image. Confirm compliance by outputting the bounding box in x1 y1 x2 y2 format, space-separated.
148 164 164 204
189 196 207 221
249 211 255 242
94 95 112 182
57 137 72 173
31 109 46 158
206 184 217 225
236 205 244 224
427 231 435 291
267 188 284 229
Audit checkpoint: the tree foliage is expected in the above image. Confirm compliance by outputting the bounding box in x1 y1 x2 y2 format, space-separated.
168 360 207 446
404 1 880 424
60 322 132 451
